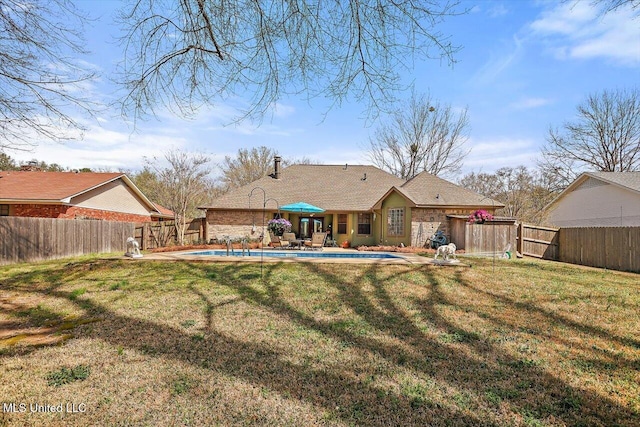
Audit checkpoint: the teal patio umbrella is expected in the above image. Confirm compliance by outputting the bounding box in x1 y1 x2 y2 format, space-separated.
279 202 325 214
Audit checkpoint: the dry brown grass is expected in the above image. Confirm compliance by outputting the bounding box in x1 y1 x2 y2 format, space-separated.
0 255 638 426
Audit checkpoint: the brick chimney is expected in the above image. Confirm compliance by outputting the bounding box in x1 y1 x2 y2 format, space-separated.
274 156 281 179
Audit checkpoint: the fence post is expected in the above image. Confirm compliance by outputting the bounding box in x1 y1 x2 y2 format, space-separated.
141 223 147 251
517 222 524 256
201 217 207 244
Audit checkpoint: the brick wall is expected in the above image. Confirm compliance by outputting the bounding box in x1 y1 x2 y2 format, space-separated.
12 204 70 218
10 204 151 223
411 208 470 247
205 210 265 241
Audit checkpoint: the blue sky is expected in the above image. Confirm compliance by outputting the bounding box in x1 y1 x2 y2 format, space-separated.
10 0 640 179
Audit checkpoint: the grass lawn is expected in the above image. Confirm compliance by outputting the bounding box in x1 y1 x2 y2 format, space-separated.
0 255 638 426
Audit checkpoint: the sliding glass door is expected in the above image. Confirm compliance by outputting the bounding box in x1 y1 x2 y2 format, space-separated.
299 217 324 239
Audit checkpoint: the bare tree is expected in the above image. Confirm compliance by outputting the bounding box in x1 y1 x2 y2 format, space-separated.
220 147 280 190
459 166 557 224
219 146 317 190
0 0 97 151
116 0 464 122
539 88 640 189
597 0 640 14
144 150 213 245
368 92 470 180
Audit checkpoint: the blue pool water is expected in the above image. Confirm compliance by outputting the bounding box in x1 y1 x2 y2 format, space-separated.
186 250 402 259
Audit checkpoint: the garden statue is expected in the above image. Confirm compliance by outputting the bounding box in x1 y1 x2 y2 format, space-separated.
125 237 143 258
434 243 457 262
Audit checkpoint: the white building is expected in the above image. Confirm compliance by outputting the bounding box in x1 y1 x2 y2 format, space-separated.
545 172 640 227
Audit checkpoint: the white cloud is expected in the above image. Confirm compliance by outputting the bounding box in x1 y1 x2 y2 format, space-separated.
461 137 539 175
488 3 509 18
529 2 640 66
270 102 296 118
530 2 597 35
10 121 191 171
472 35 524 84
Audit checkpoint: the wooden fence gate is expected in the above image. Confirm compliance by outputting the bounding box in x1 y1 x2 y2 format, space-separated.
517 223 560 260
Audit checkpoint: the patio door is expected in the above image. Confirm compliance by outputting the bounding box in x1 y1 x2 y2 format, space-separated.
299 217 324 239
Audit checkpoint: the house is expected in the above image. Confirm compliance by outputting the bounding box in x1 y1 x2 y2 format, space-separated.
545 172 640 227
0 171 173 222
200 157 504 247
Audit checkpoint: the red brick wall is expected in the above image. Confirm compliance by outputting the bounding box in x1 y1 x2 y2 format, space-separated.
10 204 151 223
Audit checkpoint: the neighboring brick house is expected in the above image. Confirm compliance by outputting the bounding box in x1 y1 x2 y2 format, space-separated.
200 157 504 247
0 171 173 222
545 172 640 227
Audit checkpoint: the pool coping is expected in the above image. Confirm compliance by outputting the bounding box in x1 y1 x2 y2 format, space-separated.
134 247 466 266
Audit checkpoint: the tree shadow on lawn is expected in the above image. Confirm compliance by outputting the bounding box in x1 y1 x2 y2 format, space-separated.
1 259 638 426
1 260 485 425
451 270 640 352
297 263 638 426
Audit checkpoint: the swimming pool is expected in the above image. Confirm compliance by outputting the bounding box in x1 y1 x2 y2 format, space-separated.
186 250 403 260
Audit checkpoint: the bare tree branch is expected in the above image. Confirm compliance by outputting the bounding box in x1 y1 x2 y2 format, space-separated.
539 88 640 189
143 149 213 245
219 146 316 190
116 0 465 124
564 0 640 18
0 0 97 151
458 166 557 224
367 91 470 180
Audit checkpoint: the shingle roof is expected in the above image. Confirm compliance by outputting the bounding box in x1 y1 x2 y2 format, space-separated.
152 203 175 218
544 171 640 211
205 164 405 211
0 171 124 201
587 172 640 193
203 164 503 211
0 171 165 215
399 171 504 208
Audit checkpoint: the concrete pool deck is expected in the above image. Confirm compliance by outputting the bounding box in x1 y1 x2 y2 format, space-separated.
136 247 467 266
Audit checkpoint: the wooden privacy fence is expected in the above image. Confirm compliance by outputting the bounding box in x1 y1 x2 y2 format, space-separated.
559 227 639 273
516 224 639 273
134 218 205 250
0 217 135 265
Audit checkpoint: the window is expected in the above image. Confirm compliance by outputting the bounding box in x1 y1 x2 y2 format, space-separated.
388 208 404 236
0 205 8 216
357 213 371 235
337 214 347 234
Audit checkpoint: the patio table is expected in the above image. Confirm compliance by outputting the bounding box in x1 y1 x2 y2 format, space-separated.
290 239 305 249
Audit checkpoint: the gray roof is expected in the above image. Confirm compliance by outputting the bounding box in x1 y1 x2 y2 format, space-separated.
203 164 503 211
587 172 640 193
398 172 504 208
544 171 640 211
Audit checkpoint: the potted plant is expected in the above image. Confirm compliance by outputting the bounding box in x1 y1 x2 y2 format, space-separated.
468 209 493 224
267 218 292 236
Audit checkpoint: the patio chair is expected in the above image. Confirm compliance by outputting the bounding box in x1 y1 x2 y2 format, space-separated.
304 232 327 251
282 232 300 249
270 232 291 249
